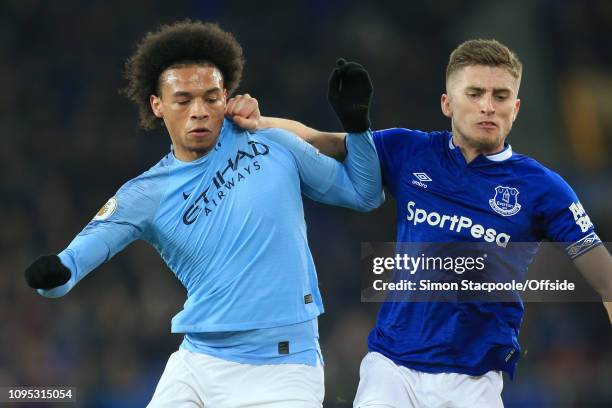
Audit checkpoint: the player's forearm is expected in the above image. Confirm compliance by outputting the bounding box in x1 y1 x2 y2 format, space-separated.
305 130 383 212
573 245 612 324
36 220 140 298
36 251 80 298
604 302 612 324
260 116 347 160
342 130 385 211
574 245 612 298
37 235 112 298
263 127 381 211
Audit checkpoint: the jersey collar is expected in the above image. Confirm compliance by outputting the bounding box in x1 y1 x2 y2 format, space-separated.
448 134 513 163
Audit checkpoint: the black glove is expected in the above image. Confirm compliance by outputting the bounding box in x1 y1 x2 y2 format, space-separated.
328 58 373 133
25 255 71 290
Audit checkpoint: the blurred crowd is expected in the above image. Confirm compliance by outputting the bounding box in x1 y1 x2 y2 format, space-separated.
1 0 610 406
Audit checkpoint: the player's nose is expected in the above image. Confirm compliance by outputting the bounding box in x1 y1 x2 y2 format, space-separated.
480 94 495 114
190 98 210 120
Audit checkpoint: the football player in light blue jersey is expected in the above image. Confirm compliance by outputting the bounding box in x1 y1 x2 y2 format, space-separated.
23 21 384 408
237 39 612 407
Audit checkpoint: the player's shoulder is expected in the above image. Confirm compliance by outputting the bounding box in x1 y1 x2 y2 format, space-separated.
252 126 298 140
510 152 573 194
92 160 169 224
373 127 449 150
116 158 171 198
250 127 308 152
141 156 172 181
372 128 451 164
373 127 435 141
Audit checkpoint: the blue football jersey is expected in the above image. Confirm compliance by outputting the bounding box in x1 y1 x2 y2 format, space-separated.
369 128 601 377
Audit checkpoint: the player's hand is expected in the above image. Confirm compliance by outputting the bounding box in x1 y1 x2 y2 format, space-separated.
328 58 373 133
24 255 71 290
226 94 261 130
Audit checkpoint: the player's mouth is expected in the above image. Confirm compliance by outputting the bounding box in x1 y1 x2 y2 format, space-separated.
476 121 497 129
188 127 212 137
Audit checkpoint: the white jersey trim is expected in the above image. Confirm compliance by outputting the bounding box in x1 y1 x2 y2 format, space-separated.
448 135 513 162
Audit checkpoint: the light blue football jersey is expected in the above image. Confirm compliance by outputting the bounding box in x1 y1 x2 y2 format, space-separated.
39 119 384 365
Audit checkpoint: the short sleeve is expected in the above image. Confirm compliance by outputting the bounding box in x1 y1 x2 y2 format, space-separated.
373 128 430 196
258 127 337 194
539 171 602 259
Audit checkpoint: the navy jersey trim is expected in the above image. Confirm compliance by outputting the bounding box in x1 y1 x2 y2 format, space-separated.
566 232 602 259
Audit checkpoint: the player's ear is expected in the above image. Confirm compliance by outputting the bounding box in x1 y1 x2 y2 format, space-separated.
441 93 452 118
512 98 521 122
150 95 163 118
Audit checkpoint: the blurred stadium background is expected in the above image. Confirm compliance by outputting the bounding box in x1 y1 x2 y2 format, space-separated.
1 0 611 406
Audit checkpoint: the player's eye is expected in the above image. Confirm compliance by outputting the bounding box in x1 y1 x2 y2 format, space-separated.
176 100 190 105
207 98 219 103
495 95 508 101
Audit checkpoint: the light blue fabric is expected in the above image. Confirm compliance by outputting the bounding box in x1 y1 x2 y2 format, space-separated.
39 119 383 364
181 318 323 366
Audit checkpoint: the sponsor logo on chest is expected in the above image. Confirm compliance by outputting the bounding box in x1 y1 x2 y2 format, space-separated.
406 201 511 247
182 141 269 225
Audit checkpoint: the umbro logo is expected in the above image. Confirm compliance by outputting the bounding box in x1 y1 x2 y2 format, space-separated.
412 172 431 189
183 191 191 200
413 172 432 182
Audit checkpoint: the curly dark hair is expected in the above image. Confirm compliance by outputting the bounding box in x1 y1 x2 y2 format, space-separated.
122 20 244 130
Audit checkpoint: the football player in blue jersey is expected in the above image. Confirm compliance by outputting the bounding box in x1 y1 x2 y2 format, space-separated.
23 20 384 407
228 39 612 407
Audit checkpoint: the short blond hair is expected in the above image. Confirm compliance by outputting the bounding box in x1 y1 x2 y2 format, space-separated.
446 39 522 85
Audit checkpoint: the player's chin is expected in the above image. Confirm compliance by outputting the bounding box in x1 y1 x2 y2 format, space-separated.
188 132 217 145
470 131 503 150
476 126 502 137
186 140 216 155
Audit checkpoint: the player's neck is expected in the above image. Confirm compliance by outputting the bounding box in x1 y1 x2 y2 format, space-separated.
173 146 213 162
451 134 504 164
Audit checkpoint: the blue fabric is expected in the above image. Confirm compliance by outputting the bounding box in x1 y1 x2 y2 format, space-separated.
369 128 600 377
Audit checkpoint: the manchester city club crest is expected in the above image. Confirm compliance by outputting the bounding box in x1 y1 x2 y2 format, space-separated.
489 186 521 216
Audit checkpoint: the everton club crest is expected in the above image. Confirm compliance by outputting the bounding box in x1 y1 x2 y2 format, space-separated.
489 186 521 216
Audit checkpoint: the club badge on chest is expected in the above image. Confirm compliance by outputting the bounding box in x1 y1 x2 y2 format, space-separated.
489 186 521 216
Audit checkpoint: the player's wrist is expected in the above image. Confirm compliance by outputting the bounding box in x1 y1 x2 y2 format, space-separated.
340 118 371 133
258 116 272 129
25 254 72 290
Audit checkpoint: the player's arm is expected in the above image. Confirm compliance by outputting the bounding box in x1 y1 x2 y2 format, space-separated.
259 117 347 161
573 246 612 324
226 59 372 161
227 96 346 160
540 173 612 324
24 176 161 297
252 60 382 211
260 127 383 211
